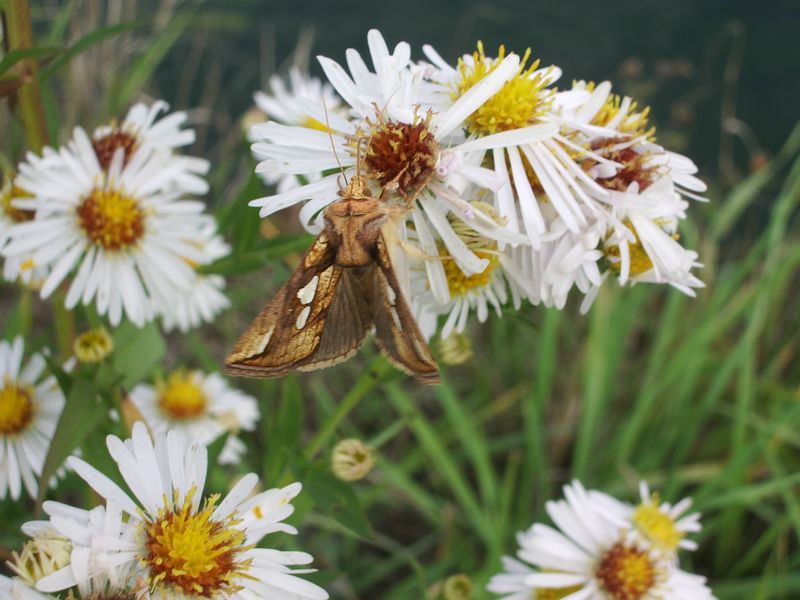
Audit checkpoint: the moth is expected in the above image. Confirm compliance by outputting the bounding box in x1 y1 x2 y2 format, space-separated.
225 174 440 384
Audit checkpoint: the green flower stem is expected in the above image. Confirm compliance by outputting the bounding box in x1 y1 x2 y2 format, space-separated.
52 289 75 360
304 354 394 460
4 0 50 151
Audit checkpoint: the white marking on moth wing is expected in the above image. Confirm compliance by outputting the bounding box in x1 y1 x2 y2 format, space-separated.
295 306 311 329
386 283 397 306
390 307 402 329
256 326 275 354
296 275 319 305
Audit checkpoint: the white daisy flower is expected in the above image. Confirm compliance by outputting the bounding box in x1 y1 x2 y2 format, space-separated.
157 225 231 333
497 480 716 600
92 99 210 195
410 200 534 338
425 43 616 250
29 502 140 599
0 336 65 501
602 177 704 296
129 369 259 465
249 29 527 290
0 173 49 286
253 67 343 193
592 481 703 555
3 127 217 326
44 422 328 599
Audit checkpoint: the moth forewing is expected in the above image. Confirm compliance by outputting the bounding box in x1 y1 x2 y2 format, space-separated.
372 233 441 384
225 233 342 377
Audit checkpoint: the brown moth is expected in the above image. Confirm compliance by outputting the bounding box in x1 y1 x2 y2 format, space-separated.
225 174 440 384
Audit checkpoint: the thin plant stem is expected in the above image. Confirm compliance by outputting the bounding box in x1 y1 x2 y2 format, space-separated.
304 354 394 460
5 0 50 151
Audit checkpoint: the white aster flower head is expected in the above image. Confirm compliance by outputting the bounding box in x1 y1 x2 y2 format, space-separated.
157 227 231 333
3 127 215 327
252 67 344 193
503 480 716 600
0 173 49 286
0 336 65 501
93 100 210 195
129 369 259 464
63 422 328 599
602 178 704 296
592 481 703 556
430 43 619 251
33 502 140 599
410 200 533 337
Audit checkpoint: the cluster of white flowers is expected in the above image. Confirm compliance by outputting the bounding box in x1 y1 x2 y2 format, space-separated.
249 30 705 339
3 423 329 600
488 480 715 599
0 101 230 331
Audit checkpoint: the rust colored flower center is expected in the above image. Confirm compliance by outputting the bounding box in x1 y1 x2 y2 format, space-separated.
595 542 656 600
0 379 35 435
144 492 248 597
358 113 439 202
93 130 139 170
76 188 145 250
588 137 660 193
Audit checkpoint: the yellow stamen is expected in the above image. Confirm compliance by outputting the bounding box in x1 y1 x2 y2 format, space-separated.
595 542 657 600
1 180 34 223
0 377 35 435
455 42 552 136
76 188 145 251
632 493 683 553
143 488 250 597
302 116 333 133
157 371 208 420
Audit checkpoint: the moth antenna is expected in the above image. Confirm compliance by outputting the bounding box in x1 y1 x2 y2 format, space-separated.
323 99 347 185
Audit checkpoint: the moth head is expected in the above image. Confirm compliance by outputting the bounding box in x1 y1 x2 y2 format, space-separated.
339 175 371 200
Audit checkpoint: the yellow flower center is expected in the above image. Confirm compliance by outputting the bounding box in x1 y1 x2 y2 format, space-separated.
632 494 683 553
595 542 657 600
144 489 250 597
92 128 139 171
1 182 34 223
439 201 504 296
76 188 145 251
157 371 208 419
605 236 654 277
455 42 552 136
442 249 499 296
590 90 656 140
74 327 114 363
0 378 35 435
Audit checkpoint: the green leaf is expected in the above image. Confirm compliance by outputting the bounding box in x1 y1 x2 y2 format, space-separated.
41 23 136 81
111 321 166 388
262 377 303 483
111 13 191 111
0 47 61 77
301 465 371 538
36 378 105 506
